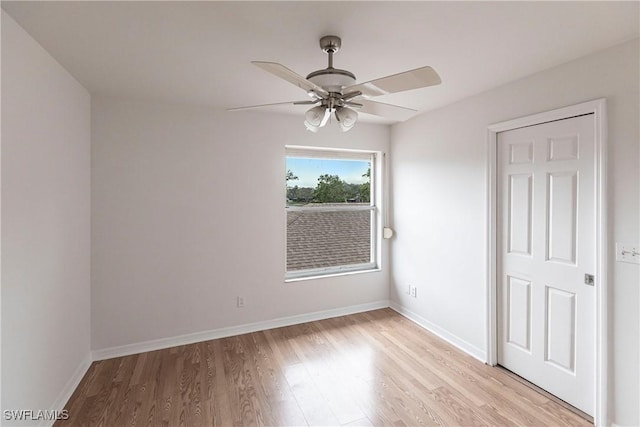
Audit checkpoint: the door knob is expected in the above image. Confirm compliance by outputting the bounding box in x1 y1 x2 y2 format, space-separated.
584 274 595 286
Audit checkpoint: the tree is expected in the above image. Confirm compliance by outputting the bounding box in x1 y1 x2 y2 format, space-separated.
313 174 346 203
360 168 371 202
359 183 370 202
343 183 362 201
287 185 314 202
286 170 298 184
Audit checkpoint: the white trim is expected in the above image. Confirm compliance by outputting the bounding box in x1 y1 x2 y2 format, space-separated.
40 353 92 427
389 302 486 362
92 300 389 361
285 145 375 160
486 125 499 366
286 205 373 212
285 263 379 282
486 98 608 426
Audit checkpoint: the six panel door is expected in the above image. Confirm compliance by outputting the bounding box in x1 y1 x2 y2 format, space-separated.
497 114 595 415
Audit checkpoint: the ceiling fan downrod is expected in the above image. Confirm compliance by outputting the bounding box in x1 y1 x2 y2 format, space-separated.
320 35 341 69
306 35 356 93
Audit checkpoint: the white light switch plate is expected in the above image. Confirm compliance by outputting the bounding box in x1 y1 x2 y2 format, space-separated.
616 243 640 264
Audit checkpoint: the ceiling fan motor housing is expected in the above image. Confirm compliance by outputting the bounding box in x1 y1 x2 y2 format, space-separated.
306 69 356 93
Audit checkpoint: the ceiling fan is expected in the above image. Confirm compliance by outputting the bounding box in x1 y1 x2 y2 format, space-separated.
229 35 441 132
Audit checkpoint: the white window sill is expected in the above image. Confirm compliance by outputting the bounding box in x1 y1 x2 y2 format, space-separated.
285 266 381 283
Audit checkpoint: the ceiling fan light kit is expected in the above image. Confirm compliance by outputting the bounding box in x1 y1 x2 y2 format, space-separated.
335 106 358 132
230 35 441 132
304 105 331 133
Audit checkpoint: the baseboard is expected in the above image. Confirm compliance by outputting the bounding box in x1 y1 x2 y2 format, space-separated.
389 301 486 362
93 300 488 364
92 300 390 361
40 352 92 427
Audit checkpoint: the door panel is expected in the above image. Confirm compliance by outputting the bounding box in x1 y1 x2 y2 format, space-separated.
507 276 531 351
497 114 595 415
548 135 579 161
509 141 534 164
508 174 533 255
545 286 576 373
547 172 578 264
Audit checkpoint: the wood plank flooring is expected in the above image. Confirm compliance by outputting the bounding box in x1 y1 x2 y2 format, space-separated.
56 309 591 426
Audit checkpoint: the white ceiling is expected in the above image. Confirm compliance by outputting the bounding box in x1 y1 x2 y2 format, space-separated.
3 1 638 124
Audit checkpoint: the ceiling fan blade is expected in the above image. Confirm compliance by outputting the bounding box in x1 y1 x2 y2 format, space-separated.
293 100 320 106
252 61 329 97
346 66 441 98
356 99 417 122
227 101 301 111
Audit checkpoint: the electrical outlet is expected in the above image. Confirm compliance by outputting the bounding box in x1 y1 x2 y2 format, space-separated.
616 243 640 264
236 296 245 308
409 285 417 298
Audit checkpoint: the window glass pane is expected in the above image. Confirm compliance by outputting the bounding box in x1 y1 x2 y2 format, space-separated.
286 158 371 205
287 208 371 271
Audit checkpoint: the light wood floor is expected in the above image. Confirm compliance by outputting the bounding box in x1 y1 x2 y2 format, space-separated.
56 309 591 426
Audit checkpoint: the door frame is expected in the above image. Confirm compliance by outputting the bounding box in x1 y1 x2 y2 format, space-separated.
485 99 608 425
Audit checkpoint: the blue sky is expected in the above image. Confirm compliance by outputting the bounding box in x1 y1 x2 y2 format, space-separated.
286 157 370 188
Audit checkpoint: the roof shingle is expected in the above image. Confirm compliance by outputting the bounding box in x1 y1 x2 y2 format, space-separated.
286 206 371 271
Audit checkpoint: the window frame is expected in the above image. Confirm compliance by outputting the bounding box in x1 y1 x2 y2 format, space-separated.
284 146 381 281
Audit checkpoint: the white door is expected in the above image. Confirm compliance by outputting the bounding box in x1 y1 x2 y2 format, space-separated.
497 114 595 415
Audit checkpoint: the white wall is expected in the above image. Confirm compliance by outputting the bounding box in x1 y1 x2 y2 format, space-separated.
1 11 91 425
390 38 639 426
91 98 390 351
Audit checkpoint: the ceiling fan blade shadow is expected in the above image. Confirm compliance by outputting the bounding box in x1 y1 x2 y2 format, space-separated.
346 66 441 98
357 100 417 122
252 61 329 97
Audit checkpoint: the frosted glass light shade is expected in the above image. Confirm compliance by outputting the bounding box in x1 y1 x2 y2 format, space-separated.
335 107 358 132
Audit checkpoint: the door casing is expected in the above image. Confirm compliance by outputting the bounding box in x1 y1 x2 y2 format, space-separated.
486 99 608 426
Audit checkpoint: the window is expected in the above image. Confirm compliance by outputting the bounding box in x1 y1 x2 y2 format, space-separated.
285 146 380 280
